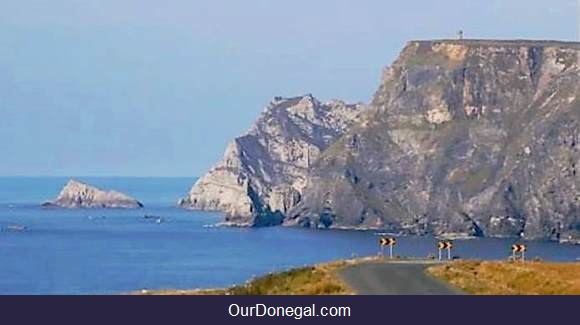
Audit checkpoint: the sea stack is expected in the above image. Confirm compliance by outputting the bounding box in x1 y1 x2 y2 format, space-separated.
43 180 144 209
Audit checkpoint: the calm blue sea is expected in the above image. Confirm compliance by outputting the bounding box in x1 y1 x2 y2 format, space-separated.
0 177 578 295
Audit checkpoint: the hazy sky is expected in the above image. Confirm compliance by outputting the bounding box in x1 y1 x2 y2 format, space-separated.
1 0 578 176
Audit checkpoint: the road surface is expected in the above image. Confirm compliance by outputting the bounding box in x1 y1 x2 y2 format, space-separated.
338 261 463 295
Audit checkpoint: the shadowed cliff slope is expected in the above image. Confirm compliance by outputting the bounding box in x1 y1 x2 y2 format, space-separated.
179 95 366 226
183 39 580 242
287 40 580 242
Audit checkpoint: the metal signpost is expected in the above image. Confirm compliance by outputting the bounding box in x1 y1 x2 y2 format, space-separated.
379 237 397 259
511 244 527 262
437 241 453 261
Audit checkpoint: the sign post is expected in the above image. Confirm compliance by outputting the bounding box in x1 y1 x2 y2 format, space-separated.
511 244 528 262
379 237 397 259
379 238 384 257
447 242 453 260
437 241 453 260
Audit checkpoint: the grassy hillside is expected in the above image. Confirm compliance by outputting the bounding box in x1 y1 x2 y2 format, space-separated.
428 261 580 295
137 260 358 295
136 258 580 295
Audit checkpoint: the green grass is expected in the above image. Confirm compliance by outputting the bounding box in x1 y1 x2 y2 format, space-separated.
227 267 348 295
137 260 358 295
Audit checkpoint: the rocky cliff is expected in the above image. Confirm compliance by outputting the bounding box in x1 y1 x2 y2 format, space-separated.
43 180 143 209
287 40 580 242
183 39 580 243
178 95 366 226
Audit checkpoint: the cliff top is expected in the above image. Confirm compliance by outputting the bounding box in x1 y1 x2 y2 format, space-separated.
410 39 580 49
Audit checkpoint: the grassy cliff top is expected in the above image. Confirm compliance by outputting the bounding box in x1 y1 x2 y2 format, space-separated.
410 39 580 48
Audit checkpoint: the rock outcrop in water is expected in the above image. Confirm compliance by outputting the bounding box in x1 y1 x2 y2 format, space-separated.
178 95 366 226
183 40 580 243
43 180 143 209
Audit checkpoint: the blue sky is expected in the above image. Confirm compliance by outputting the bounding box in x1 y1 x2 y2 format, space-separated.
0 0 578 176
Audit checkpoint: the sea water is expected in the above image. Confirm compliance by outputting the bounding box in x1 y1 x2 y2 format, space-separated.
0 177 578 294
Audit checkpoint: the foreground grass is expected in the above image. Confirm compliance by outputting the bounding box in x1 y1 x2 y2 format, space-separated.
428 261 580 295
137 259 368 295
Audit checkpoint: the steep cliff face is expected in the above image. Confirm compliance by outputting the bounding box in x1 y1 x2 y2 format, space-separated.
178 95 366 226
287 40 580 242
43 180 144 209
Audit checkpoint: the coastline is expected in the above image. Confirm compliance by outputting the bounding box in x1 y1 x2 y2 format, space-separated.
204 220 580 245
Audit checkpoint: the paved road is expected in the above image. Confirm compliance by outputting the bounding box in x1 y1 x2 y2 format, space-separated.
338 261 463 295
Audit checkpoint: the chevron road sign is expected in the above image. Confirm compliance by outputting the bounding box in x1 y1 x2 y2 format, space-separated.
379 237 397 259
511 244 528 261
437 241 454 260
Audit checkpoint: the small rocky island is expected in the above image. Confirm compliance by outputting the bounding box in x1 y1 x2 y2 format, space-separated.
42 180 143 209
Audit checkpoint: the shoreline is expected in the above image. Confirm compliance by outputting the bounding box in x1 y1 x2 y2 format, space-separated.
6 198 578 245
202 221 580 245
